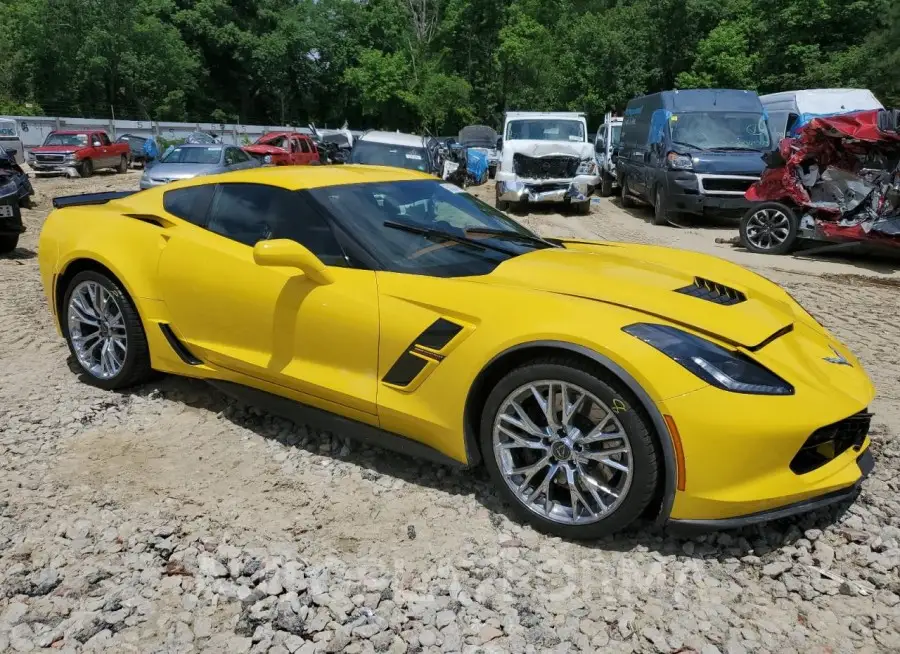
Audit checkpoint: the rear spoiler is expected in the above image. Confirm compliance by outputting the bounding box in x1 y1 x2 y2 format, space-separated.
52 190 138 210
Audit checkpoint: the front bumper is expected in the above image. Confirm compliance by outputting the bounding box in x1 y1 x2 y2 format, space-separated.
496 174 600 204
30 161 79 174
663 170 758 216
0 197 26 236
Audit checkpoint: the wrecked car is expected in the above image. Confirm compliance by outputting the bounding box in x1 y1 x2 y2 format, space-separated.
440 139 489 187
0 168 26 253
741 109 900 255
243 132 320 166
0 143 34 207
309 124 354 164
761 89 883 142
458 125 500 178
495 111 598 214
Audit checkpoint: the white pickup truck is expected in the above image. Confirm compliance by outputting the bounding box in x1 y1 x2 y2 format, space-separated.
495 111 599 214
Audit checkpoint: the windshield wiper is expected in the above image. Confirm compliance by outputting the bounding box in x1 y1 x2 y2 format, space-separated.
383 221 516 256
710 146 763 152
671 140 707 151
463 227 558 248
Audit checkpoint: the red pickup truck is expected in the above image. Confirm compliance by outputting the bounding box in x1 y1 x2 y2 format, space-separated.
242 131 320 166
27 130 130 178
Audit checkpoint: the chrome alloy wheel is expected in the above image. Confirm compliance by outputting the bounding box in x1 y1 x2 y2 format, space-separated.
492 381 633 525
67 281 128 380
745 207 790 250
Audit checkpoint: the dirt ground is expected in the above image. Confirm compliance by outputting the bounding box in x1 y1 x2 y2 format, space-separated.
1 170 899 653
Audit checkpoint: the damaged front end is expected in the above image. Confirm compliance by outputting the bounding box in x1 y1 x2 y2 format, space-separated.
497 150 598 205
743 109 900 253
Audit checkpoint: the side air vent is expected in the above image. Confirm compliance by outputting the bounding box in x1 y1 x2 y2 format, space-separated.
675 277 746 306
159 324 202 365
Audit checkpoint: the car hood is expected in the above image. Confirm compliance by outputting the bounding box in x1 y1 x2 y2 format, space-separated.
679 150 768 176
479 240 797 348
145 163 221 179
244 144 287 155
503 139 593 159
31 146 81 154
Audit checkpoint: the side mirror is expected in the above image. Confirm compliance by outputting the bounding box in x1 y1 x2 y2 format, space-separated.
253 239 334 285
496 137 503 151
594 141 604 153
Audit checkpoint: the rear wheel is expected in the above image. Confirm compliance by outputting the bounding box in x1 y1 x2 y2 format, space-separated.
116 155 128 174
480 358 660 539
599 174 614 197
79 159 93 178
620 176 635 208
740 202 799 255
62 271 152 390
0 235 18 253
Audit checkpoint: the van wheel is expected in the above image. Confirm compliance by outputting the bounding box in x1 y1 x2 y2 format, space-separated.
620 176 635 208
740 202 799 255
652 186 670 226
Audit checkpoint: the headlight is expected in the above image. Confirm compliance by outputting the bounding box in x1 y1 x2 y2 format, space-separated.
576 159 597 175
623 323 793 395
666 152 693 170
25 150 34 160
64 153 76 161
263 155 272 164
0 179 18 199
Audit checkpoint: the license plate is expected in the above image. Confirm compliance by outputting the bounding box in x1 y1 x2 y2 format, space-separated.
0 205 14 218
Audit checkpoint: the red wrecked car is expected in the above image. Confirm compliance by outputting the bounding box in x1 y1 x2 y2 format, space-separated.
242 131 320 166
740 109 900 255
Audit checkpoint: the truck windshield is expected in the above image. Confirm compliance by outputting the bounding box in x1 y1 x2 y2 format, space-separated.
161 146 222 164
44 133 88 146
506 120 585 142
350 141 428 172
670 112 770 151
610 125 622 145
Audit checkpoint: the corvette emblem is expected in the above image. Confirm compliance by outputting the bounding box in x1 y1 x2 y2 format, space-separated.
823 347 851 366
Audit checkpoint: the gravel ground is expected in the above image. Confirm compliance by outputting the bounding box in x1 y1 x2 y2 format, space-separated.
1 171 899 654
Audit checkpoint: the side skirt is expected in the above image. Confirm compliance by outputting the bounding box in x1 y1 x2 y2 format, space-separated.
207 380 466 469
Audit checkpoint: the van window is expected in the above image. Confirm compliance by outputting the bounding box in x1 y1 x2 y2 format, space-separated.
670 112 771 151
621 103 650 147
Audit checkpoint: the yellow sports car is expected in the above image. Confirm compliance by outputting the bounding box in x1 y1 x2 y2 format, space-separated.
38 166 875 538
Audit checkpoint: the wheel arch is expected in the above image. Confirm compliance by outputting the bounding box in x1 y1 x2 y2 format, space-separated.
55 258 141 333
463 340 677 523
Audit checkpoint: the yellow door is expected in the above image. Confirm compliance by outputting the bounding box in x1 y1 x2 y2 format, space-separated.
156 183 380 418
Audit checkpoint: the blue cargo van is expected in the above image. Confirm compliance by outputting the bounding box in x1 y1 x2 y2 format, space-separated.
615 89 771 225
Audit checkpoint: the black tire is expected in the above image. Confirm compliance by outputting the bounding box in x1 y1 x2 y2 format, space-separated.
61 270 152 390
79 159 93 178
496 185 510 212
0 235 18 253
739 202 799 255
479 357 661 539
488 166 497 180
652 185 670 226
573 200 591 215
599 174 614 197
620 175 635 208
116 155 128 174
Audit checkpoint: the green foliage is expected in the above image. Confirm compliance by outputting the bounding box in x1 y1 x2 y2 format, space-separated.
1 0 897 132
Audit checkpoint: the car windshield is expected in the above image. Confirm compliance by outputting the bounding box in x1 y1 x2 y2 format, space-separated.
506 120 585 142
308 179 552 277
44 133 88 146
160 146 222 165
670 112 771 151
350 141 429 172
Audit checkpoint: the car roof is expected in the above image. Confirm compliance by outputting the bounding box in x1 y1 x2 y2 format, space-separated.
260 131 306 139
157 164 435 192
358 131 427 147
171 143 224 148
52 130 95 134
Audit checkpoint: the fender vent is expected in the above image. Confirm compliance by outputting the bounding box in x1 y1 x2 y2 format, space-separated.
675 277 746 306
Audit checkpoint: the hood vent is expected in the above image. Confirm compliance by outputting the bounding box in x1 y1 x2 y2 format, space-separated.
675 277 746 306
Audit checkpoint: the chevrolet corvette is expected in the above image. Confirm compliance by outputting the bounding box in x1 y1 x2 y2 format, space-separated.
37 166 875 538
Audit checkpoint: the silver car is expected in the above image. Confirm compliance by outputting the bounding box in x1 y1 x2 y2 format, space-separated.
139 144 258 189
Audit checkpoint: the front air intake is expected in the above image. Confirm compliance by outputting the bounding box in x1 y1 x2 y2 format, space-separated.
790 411 872 474
675 277 747 306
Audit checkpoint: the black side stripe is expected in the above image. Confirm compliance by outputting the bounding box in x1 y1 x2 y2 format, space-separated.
159 324 202 365
382 318 462 386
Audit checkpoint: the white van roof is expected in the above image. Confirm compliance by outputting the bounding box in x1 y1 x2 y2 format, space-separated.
505 111 585 121
760 89 883 116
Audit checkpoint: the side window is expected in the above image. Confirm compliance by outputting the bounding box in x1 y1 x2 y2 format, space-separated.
97 133 111 146
299 138 311 153
206 183 347 265
163 185 216 225
232 148 250 162
786 113 801 136
224 148 238 166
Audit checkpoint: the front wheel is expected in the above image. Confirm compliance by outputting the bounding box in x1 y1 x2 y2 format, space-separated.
480 358 661 539
740 202 799 255
79 159 93 178
62 271 152 390
652 186 670 226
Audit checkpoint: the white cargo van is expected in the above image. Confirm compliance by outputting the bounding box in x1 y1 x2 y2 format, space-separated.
760 89 883 141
